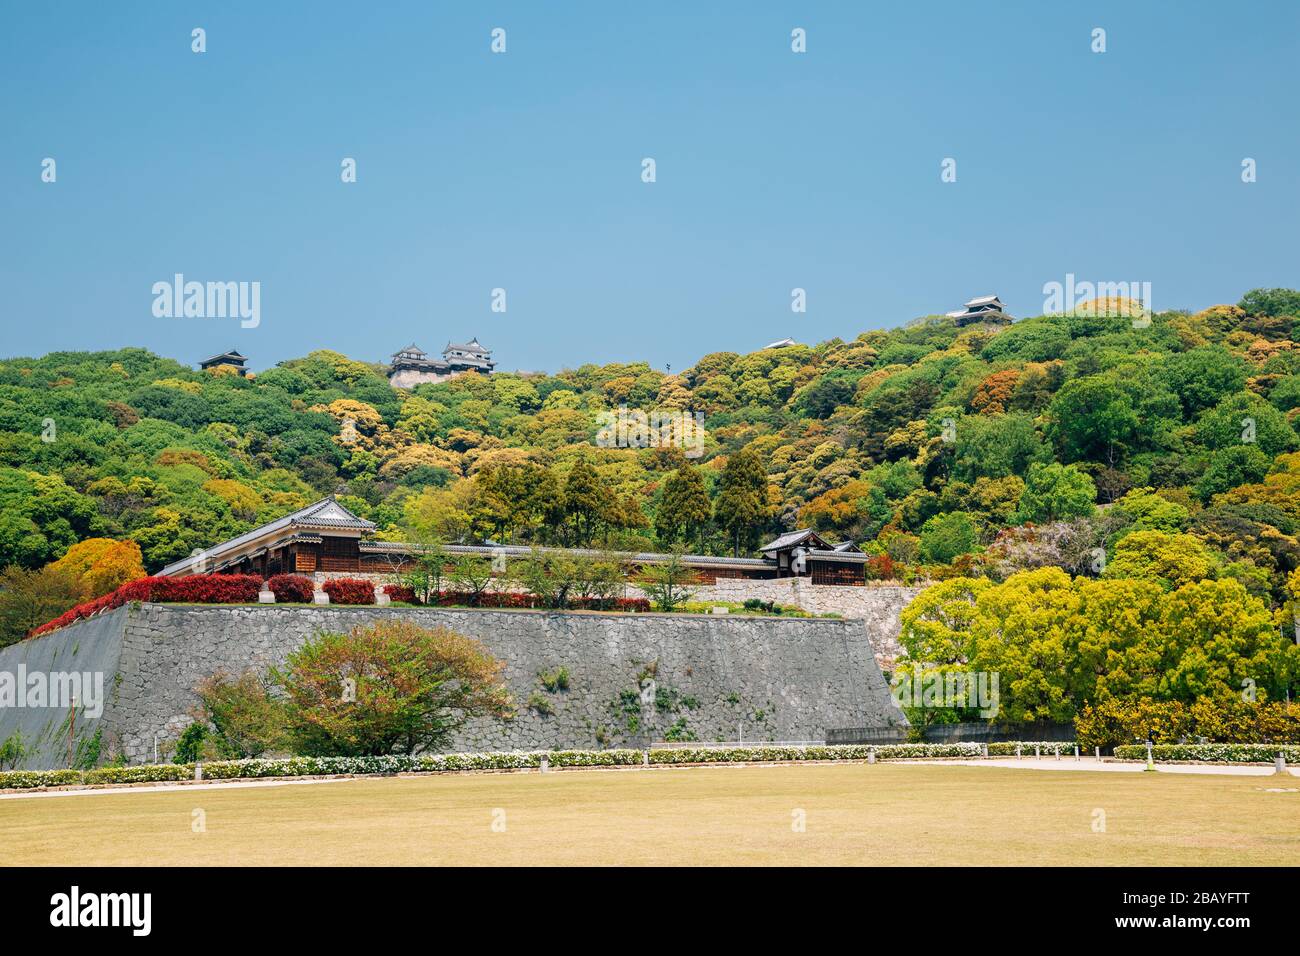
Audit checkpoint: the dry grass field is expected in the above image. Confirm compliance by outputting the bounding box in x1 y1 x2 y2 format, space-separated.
3 762 1297 866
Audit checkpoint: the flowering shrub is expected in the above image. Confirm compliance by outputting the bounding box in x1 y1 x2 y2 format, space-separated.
986 741 1077 756
1113 743 1300 763
0 741 1080 790
266 574 315 604
321 578 374 605
648 743 991 763
31 574 265 637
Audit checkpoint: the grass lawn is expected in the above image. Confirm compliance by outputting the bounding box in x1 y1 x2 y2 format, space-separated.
3 762 1296 866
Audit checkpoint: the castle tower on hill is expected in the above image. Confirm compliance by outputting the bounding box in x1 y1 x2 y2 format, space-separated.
388 339 495 387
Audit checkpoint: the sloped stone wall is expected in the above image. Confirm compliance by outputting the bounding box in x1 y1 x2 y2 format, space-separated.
2 603 906 768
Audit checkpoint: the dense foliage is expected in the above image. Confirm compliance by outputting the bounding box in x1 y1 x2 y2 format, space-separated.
6 289 1300 643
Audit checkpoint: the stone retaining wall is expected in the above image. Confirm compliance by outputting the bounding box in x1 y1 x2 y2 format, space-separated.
0 603 904 769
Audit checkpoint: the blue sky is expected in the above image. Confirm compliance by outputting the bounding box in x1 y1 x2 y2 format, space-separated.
2 1 1297 374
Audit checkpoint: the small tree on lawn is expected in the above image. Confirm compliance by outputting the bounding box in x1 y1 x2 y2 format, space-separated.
273 621 514 756
640 548 698 612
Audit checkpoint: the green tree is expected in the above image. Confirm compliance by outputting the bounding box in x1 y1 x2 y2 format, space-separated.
562 458 608 547
508 548 578 609
967 567 1080 723
639 549 698 612
1196 394 1298 459
952 413 1051 481
571 552 626 608
1045 376 1140 465
0 564 79 646
1238 287 1300 318
449 553 495 605
655 464 712 549
397 533 448 604
714 447 770 556
1102 530 1218 591
1158 347 1247 419
193 670 288 759
897 577 992 665
919 512 979 564
1013 463 1096 524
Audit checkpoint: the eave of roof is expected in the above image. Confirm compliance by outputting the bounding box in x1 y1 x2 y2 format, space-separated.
158 497 373 576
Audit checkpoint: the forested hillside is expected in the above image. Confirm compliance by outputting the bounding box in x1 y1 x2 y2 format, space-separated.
6 287 1300 641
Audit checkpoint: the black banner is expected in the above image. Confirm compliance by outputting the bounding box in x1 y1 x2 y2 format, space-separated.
0 867 1287 941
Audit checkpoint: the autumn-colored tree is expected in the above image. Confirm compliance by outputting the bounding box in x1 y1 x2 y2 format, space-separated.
970 370 1020 415
47 537 146 602
799 480 872 535
273 621 513 756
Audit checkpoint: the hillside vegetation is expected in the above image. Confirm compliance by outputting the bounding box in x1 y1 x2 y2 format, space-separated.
5 288 1300 640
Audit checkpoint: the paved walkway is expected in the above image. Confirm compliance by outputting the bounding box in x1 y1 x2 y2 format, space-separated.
0 776 358 801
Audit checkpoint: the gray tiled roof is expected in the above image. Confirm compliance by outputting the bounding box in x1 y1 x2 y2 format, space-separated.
158 497 373 576
759 528 828 553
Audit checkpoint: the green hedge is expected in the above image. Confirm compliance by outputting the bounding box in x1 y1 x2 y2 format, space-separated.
1114 743 1300 763
0 741 1082 791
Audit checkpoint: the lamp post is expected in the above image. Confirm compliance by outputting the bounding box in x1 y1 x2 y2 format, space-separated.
67 694 77 768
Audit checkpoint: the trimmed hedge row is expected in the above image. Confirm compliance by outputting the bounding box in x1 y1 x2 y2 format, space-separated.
33 575 660 637
1114 743 1300 763
380 586 653 613
0 742 1087 790
32 574 265 637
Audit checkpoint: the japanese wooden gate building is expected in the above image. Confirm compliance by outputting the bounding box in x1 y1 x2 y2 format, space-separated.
158 497 871 585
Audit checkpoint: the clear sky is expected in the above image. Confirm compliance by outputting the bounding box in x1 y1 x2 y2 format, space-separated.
2 1 1297 374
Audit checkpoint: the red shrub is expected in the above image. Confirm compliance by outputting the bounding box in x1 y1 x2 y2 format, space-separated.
382 584 418 604
267 574 316 603
322 578 375 605
153 574 262 604
29 573 264 638
864 554 896 581
429 591 650 612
